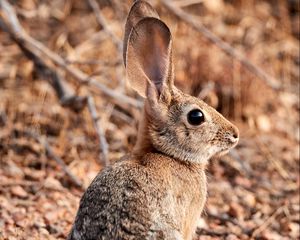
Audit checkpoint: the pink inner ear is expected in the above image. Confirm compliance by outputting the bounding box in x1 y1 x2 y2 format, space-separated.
145 39 168 93
123 0 159 66
134 22 171 94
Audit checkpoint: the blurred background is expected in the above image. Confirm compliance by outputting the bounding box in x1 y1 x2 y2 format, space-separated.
0 0 299 239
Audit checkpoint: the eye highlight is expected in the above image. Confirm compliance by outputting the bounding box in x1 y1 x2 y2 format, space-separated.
187 109 205 125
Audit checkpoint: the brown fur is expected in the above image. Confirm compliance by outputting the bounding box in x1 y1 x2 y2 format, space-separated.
68 1 239 239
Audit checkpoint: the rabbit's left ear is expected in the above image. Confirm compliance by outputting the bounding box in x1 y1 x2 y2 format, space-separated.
125 17 174 99
123 0 159 66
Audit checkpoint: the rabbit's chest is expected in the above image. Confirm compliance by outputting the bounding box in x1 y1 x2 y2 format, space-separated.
148 169 206 240
170 168 207 239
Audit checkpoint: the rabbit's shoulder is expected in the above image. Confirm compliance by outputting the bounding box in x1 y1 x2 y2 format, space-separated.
70 154 172 239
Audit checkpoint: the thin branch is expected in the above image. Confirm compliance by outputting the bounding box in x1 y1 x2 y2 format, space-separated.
112 108 134 125
24 130 85 190
10 30 87 112
0 0 22 34
174 0 204 8
87 0 122 51
87 96 109 166
65 58 121 66
87 0 125 90
250 206 284 238
256 137 289 179
43 139 84 189
196 228 229 237
161 0 282 91
227 148 253 177
0 0 142 109
207 211 251 235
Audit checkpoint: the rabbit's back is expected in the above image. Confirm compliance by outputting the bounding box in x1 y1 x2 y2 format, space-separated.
68 153 206 240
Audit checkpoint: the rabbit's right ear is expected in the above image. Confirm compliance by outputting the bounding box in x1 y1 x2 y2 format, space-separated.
123 1 159 66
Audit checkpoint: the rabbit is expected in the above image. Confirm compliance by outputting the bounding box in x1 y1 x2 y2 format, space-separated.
68 1 239 240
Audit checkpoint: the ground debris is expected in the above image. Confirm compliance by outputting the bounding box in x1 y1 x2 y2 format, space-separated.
0 0 299 239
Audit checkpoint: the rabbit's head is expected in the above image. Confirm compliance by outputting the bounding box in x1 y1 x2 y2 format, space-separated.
124 1 239 164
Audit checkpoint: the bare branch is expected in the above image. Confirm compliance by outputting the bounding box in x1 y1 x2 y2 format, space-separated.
87 0 125 90
0 0 22 33
251 206 285 238
207 211 250 234
87 96 109 167
256 137 289 179
161 0 282 90
196 228 228 237
24 130 85 190
0 0 142 109
174 0 204 7
10 30 87 112
87 0 122 51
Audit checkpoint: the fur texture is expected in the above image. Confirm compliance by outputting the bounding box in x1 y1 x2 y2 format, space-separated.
69 154 206 240
68 1 239 239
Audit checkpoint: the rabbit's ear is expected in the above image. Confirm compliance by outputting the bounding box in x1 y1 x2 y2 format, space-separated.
125 17 174 99
123 1 159 66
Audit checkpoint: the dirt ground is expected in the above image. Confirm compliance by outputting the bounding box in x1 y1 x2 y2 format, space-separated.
0 0 299 239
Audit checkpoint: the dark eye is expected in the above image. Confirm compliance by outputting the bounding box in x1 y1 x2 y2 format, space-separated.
187 109 205 125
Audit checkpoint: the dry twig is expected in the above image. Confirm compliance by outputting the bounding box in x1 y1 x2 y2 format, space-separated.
174 0 204 7
87 96 109 166
9 30 87 112
227 148 253 177
250 206 285 238
87 0 122 51
256 137 289 180
23 130 85 190
0 0 142 109
207 211 251 235
196 227 229 237
87 0 125 90
161 0 282 90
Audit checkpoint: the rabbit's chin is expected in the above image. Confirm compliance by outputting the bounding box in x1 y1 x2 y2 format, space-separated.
215 149 230 157
214 142 238 158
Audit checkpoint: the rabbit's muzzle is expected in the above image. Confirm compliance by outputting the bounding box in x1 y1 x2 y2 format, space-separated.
226 125 239 144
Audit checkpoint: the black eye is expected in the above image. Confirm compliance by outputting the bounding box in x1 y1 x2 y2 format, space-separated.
187 109 205 125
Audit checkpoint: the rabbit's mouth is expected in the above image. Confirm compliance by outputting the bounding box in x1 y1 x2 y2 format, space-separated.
216 143 237 156
215 149 230 157
224 132 239 145
212 135 239 156
227 137 239 150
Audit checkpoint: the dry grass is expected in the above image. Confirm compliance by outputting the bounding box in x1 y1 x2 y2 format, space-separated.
0 0 299 239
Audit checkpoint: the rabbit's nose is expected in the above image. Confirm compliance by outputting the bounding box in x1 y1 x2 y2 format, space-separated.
224 125 239 144
232 126 239 139
229 125 239 142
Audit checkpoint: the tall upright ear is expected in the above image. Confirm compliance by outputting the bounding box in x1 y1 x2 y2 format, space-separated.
123 0 159 66
125 17 174 99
